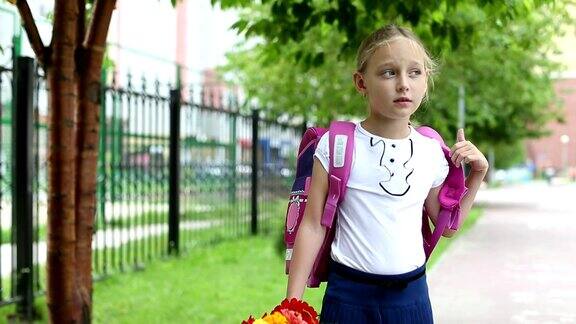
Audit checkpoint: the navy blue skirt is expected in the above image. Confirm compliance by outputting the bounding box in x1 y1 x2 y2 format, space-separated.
320 260 433 324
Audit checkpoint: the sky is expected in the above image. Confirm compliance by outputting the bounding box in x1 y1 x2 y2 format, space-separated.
1 0 242 82
108 0 242 85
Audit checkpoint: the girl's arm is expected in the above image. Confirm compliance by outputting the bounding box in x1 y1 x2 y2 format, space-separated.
424 128 489 237
425 169 487 237
286 158 329 300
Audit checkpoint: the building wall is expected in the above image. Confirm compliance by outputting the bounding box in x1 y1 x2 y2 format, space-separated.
526 78 576 174
525 8 576 176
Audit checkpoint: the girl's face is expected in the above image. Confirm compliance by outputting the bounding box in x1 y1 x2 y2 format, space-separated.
354 37 428 122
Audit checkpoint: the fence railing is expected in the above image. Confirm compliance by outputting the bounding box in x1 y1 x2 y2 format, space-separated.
0 59 44 311
0 57 303 315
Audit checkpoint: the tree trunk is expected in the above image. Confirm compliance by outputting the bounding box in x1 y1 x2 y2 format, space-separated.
76 2 116 322
16 0 121 322
46 0 81 322
75 58 99 324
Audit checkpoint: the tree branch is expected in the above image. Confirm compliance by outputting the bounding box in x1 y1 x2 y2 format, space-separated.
84 0 116 51
15 0 48 67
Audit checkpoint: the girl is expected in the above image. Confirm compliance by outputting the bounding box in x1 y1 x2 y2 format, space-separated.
286 24 489 323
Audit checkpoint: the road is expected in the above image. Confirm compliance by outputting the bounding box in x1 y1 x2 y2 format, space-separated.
429 181 576 323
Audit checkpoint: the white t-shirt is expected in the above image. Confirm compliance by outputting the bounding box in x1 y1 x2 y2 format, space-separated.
314 123 449 275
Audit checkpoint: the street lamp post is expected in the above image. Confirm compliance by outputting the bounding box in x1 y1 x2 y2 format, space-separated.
560 134 570 177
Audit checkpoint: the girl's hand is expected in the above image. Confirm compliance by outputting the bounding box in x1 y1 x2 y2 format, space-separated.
450 129 489 173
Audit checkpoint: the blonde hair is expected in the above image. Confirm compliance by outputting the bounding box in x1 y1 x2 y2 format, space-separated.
356 24 437 92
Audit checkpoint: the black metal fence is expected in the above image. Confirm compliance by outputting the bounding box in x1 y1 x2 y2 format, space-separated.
0 58 45 311
0 57 303 312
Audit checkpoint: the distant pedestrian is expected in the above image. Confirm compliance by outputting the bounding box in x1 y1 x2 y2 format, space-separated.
544 167 555 185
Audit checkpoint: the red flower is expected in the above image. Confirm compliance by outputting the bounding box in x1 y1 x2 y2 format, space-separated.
242 298 318 323
279 309 306 323
272 298 319 324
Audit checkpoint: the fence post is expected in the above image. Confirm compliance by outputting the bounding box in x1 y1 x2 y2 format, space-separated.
97 68 107 224
228 112 237 204
168 88 181 254
251 109 259 235
97 67 108 274
110 78 120 202
12 56 35 320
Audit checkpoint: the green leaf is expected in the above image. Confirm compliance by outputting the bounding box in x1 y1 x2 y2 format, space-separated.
245 20 271 38
230 19 249 34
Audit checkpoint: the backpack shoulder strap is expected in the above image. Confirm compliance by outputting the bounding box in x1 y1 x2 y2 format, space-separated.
416 125 468 257
416 125 468 213
320 121 355 228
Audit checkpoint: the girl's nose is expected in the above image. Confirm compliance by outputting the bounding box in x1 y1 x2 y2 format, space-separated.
397 84 409 93
396 76 409 92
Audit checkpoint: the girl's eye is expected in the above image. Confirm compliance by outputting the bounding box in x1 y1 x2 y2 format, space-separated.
409 69 422 77
380 70 395 78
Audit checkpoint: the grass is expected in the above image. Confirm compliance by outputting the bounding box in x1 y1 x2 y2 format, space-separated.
0 227 46 245
91 203 286 278
0 235 325 323
0 208 482 323
92 236 325 323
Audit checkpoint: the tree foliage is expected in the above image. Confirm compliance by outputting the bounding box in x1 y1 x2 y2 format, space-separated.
216 0 566 64
414 4 569 144
217 0 573 146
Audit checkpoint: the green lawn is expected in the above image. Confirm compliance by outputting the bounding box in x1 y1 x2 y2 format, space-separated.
0 209 481 323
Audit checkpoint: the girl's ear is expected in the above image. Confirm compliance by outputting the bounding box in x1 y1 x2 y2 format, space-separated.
353 72 367 96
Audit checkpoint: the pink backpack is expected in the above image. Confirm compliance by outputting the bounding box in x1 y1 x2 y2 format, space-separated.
284 121 468 287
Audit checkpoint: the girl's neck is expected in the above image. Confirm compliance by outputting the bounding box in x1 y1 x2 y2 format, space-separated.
360 116 411 139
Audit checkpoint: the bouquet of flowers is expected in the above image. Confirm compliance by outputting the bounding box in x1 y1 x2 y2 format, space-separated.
242 298 319 324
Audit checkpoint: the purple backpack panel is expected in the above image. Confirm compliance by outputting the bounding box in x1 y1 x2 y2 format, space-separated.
284 127 327 275
284 122 354 287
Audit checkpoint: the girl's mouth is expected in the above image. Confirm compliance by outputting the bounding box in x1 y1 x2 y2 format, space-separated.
393 97 412 108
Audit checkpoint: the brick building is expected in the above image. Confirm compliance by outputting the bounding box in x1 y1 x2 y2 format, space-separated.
525 77 576 176
525 13 576 177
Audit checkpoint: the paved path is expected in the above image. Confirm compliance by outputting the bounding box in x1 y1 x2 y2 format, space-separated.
428 181 576 323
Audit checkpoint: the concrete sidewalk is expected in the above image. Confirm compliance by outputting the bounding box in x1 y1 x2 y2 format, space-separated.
428 181 576 323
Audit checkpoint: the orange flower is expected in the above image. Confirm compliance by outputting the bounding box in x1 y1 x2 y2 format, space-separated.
261 312 288 324
243 298 318 324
